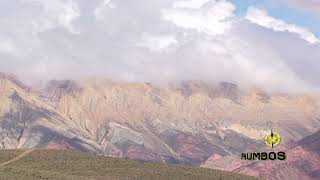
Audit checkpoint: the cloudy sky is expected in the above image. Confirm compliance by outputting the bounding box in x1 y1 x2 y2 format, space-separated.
0 0 319 93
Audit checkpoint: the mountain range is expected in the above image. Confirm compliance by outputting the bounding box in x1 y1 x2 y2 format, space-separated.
0 72 319 180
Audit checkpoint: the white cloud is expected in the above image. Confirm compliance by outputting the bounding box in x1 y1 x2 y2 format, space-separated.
0 0 320 93
220 35 313 92
246 7 320 44
162 0 235 36
23 0 81 34
0 39 17 54
94 0 117 20
173 0 211 9
136 34 178 52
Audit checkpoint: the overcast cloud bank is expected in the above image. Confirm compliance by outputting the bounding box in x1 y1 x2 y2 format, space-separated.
0 0 319 93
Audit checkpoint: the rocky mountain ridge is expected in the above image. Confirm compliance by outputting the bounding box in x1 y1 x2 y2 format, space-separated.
0 73 319 179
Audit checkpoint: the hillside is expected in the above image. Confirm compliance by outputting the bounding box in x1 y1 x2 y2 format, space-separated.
0 74 320 179
0 149 258 180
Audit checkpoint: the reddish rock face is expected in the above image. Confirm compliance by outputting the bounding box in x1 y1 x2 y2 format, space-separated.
160 130 227 165
124 143 162 162
173 134 220 164
207 154 223 161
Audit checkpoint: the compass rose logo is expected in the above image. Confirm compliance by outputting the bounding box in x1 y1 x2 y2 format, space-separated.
240 130 286 161
264 130 281 148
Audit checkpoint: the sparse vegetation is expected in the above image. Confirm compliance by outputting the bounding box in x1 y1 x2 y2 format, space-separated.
0 150 258 180
0 149 24 163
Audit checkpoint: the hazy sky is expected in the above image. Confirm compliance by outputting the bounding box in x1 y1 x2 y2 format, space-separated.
0 0 320 93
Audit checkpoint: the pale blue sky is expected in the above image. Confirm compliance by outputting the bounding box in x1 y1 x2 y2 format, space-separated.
231 0 320 36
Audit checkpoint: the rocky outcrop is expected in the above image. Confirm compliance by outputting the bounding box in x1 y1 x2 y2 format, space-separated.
42 80 80 103
0 77 102 154
0 72 30 92
215 82 240 101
